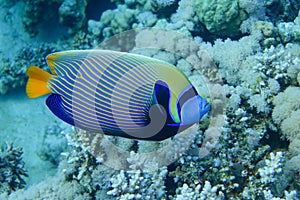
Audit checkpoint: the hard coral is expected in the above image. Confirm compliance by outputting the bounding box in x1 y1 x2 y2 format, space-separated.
195 0 248 38
107 168 168 199
88 5 138 40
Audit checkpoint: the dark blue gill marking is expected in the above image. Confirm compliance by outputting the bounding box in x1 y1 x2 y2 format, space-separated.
176 85 198 119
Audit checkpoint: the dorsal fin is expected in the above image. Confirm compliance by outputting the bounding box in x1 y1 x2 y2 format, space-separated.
46 50 121 76
47 50 85 75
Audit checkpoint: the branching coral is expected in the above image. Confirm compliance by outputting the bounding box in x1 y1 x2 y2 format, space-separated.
241 151 299 199
174 181 224 200
107 168 168 200
0 143 28 194
258 152 284 184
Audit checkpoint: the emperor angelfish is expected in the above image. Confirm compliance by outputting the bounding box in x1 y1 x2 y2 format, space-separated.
26 50 210 141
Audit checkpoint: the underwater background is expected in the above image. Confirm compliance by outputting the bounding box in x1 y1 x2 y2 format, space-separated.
0 0 300 199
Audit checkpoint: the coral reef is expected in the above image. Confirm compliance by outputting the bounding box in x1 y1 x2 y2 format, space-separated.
0 143 28 195
174 181 224 200
251 10 300 48
0 43 58 94
1 0 300 199
150 0 178 15
107 168 168 199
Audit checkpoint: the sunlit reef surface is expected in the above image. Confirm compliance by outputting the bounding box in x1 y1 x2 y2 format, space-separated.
0 0 300 199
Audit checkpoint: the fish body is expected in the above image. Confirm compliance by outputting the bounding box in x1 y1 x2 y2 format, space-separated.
26 50 210 141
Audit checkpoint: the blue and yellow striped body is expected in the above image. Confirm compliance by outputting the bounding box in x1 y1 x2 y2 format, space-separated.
26 50 210 141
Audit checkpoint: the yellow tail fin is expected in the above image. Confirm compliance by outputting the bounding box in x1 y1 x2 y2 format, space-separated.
26 66 52 98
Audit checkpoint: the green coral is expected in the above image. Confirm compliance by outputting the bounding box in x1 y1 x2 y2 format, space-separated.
194 0 248 37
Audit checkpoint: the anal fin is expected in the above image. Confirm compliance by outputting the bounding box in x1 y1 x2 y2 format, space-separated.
46 94 75 126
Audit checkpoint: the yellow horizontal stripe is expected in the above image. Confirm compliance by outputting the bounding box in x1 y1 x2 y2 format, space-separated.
97 54 157 83
54 60 80 78
51 78 151 116
87 56 154 93
62 96 148 122
62 102 147 130
52 82 148 118
49 52 158 113
75 62 148 105
53 54 154 105
59 88 148 119
78 59 145 97
72 58 152 102
75 60 152 106
51 62 150 108
94 54 156 83
109 53 157 75
62 101 146 129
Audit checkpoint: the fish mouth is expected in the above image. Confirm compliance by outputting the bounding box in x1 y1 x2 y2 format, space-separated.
198 99 211 121
204 102 211 112
200 100 211 113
